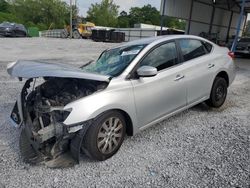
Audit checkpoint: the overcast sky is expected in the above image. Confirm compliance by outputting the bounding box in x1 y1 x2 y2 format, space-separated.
65 0 161 16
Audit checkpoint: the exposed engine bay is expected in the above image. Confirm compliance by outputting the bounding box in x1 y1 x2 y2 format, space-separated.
14 77 108 168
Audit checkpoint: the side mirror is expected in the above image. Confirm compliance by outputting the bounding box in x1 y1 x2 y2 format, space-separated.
137 66 157 77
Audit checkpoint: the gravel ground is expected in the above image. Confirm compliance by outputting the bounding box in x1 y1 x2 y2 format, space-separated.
0 38 249 188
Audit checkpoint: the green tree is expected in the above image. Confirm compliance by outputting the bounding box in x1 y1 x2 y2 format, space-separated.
162 16 186 30
0 0 10 12
120 11 127 17
117 11 129 28
1 0 186 31
11 0 70 29
0 12 21 23
118 4 185 30
129 5 160 27
0 0 21 23
87 0 119 27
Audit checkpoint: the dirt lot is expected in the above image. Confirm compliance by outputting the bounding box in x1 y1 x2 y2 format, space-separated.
0 38 249 188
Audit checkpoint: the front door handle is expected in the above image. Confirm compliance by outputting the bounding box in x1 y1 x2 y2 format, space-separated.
208 64 215 68
174 75 185 81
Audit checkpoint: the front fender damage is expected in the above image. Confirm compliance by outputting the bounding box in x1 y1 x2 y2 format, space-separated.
16 77 107 168
20 120 92 168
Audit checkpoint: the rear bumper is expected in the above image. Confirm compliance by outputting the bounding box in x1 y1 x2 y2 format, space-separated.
235 50 250 55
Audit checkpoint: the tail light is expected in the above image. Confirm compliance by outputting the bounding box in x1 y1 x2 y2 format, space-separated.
228 51 235 59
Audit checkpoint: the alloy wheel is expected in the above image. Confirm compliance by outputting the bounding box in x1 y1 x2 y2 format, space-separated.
97 117 123 154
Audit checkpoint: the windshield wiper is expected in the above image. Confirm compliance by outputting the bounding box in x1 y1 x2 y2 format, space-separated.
80 60 95 68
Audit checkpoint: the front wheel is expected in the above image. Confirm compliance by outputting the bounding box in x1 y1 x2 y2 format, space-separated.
73 30 82 39
206 77 228 108
61 29 69 38
82 111 126 161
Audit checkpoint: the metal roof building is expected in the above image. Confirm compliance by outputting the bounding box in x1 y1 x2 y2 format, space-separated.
160 0 250 50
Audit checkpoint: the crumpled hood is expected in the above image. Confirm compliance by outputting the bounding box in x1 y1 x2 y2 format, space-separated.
7 60 110 82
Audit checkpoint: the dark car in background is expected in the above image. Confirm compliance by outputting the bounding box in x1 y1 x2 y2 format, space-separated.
0 22 27 37
234 38 250 57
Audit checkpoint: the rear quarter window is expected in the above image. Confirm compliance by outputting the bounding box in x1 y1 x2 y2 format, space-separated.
203 42 213 53
178 39 207 62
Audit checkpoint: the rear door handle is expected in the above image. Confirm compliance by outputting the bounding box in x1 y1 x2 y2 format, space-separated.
208 64 215 68
174 75 185 81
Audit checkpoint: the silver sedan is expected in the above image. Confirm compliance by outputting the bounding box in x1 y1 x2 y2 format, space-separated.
7 35 236 167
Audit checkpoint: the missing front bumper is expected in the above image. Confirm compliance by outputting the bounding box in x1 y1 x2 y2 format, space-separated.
19 118 92 168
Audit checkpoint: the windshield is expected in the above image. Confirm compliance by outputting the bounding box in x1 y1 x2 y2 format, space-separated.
0 22 14 27
81 44 146 77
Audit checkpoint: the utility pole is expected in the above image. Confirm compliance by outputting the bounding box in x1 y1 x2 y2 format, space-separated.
70 0 73 38
160 0 166 35
231 0 246 52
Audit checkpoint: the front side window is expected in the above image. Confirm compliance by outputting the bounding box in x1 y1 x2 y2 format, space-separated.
140 42 178 71
179 39 206 62
81 44 146 77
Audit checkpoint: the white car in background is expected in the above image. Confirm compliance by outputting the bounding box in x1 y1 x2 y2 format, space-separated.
7 35 236 167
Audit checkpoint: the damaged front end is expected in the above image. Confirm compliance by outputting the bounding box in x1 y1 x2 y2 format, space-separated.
8 61 110 168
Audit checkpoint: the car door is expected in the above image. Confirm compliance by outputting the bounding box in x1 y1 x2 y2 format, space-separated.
19 25 26 37
177 39 215 105
130 41 187 128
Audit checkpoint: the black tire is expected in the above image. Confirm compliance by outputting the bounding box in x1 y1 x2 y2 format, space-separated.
82 111 126 161
61 29 69 38
73 30 82 39
206 77 228 108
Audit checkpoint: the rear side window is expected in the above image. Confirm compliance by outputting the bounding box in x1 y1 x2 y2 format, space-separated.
178 39 206 62
203 42 213 53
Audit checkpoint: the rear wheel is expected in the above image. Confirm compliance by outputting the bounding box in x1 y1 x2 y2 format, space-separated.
22 32 27 37
73 30 82 39
206 77 227 108
82 111 126 161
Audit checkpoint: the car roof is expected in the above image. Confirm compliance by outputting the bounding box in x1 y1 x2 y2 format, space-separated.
118 35 212 48
0 22 15 26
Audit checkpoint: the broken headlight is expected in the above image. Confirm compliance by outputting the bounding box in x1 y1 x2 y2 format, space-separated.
53 108 72 123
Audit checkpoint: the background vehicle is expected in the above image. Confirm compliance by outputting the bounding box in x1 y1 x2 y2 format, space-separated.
234 37 250 57
61 21 95 39
7 35 236 167
0 22 27 37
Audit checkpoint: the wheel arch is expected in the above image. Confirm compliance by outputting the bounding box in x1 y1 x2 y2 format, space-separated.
70 108 134 163
100 109 134 136
215 71 229 87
